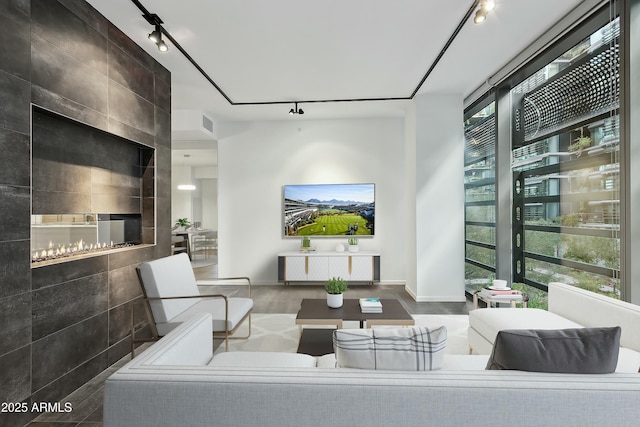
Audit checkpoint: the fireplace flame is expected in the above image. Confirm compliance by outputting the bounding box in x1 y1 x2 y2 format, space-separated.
32 240 134 263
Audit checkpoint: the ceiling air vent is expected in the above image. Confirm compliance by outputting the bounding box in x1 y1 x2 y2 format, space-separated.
172 110 216 140
202 114 214 133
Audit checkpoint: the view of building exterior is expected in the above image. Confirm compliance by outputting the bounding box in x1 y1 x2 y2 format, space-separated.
464 8 627 308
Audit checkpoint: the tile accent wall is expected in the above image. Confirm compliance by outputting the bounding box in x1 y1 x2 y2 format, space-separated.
30 107 154 227
0 1 171 425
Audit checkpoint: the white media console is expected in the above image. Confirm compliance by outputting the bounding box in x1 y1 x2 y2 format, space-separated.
277 251 380 285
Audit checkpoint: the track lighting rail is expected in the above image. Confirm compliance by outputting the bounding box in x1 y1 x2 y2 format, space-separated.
130 0 483 109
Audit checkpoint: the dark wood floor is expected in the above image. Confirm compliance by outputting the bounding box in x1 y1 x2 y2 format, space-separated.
244 284 472 314
26 263 472 426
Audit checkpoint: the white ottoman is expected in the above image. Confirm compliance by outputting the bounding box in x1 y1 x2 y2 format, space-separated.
468 308 582 355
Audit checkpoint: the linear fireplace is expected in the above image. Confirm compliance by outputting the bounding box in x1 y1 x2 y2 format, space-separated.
30 106 155 267
31 214 142 263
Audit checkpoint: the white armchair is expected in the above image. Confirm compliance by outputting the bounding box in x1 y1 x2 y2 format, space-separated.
132 253 252 355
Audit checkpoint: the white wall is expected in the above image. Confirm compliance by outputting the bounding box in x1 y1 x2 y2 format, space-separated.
171 164 193 224
199 178 218 230
171 165 218 230
218 118 406 284
410 94 465 301
404 102 418 297
194 165 218 230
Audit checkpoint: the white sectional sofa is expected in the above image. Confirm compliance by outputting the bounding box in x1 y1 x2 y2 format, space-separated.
468 282 640 372
104 311 640 427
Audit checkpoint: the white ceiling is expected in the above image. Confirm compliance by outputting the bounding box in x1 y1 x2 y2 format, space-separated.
86 0 592 125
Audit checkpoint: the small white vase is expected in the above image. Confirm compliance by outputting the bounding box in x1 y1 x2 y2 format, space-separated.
327 293 343 308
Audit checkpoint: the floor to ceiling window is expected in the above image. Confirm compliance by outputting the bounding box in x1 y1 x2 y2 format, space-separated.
511 15 621 298
464 101 496 294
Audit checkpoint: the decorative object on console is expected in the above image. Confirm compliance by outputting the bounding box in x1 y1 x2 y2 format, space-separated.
325 276 348 308
300 236 315 252
348 237 359 252
333 326 447 370
335 243 345 252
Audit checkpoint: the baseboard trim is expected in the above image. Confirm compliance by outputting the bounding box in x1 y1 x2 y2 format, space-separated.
404 285 466 302
413 296 467 303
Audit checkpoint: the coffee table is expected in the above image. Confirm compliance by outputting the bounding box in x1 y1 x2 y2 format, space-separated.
295 298 414 355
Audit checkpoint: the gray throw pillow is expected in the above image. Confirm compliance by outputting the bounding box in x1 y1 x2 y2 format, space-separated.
333 326 447 371
485 327 621 374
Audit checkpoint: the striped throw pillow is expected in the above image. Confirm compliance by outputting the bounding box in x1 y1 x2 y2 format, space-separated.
333 326 447 371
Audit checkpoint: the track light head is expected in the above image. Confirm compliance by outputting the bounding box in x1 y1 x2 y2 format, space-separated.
482 0 496 12
474 9 487 24
289 102 304 115
157 39 168 52
148 26 161 43
145 16 168 52
474 0 495 24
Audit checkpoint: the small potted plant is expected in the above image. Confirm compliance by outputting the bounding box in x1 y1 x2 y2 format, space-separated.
174 218 190 231
348 237 359 252
301 236 311 251
325 276 348 308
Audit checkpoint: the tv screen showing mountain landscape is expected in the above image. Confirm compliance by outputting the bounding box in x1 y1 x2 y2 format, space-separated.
283 183 375 237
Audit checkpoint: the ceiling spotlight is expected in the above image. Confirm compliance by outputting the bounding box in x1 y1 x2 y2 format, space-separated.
483 0 496 12
148 26 161 43
144 14 168 52
289 102 304 115
474 10 487 24
474 0 495 24
157 39 169 52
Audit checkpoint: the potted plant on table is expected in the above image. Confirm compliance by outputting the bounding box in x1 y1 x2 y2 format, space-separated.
174 218 191 232
348 237 359 252
325 276 348 308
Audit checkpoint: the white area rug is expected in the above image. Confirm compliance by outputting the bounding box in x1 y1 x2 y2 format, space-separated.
216 313 469 355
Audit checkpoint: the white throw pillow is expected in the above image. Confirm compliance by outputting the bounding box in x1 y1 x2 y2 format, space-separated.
333 326 447 371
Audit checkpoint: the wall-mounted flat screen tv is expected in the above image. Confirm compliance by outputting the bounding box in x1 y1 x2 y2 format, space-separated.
283 183 375 237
